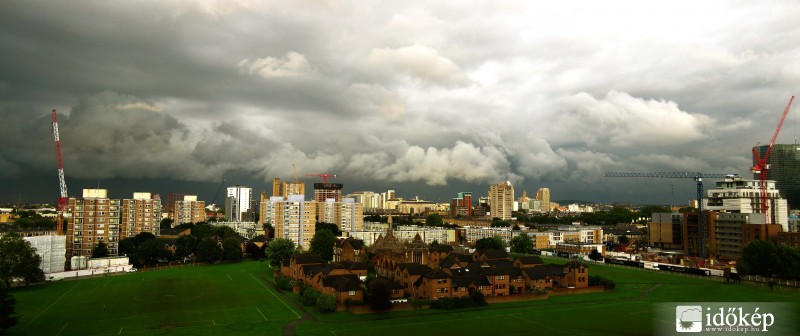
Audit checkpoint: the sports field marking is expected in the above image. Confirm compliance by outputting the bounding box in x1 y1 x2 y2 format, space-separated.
55 323 69 336
103 280 109 287
248 273 301 319
511 314 566 334
119 319 215 333
227 274 233 280
256 307 268 321
21 282 79 330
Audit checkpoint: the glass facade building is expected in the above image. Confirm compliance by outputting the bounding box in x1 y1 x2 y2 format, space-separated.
754 144 800 210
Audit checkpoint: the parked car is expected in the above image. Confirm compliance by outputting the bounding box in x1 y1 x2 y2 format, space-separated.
126 268 138 273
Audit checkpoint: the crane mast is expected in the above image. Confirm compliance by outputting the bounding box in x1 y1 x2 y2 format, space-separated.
51 109 68 235
751 96 795 224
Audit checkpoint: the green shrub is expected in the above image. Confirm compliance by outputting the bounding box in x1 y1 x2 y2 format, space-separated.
430 297 454 310
409 298 430 309
316 294 337 313
453 296 476 308
274 276 291 291
471 291 488 306
302 287 322 306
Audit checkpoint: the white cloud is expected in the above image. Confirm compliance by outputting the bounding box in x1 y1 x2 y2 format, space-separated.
238 52 313 79
348 83 406 121
363 45 471 87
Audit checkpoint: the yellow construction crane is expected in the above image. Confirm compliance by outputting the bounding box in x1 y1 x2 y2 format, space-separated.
292 163 299 183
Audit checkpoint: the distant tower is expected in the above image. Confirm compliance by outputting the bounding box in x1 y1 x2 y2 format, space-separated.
226 185 253 222
489 181 514 221
536 188 551 212
754 144 800 210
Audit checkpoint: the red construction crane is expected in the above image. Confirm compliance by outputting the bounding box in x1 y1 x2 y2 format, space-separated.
51 109 69 235
304 173 336 183
751 96 795 223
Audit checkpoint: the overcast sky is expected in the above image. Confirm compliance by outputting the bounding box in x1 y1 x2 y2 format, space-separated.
2 0 800 205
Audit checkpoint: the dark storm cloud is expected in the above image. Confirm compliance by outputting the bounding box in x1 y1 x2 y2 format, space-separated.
3 0 800 204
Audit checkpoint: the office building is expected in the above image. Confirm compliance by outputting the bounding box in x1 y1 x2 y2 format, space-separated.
489 181 514 221
451 192 473 217
704 175 788 231
754 144 800 210
225 185 253 222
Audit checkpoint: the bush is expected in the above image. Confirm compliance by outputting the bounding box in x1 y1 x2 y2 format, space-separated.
274 276 291 291
409 298 431 309
316 294 337 313
453 296 476 308
344 299 364 307
302 287 322 306
588 275 616 290
430 297 454 310
471 291 488 306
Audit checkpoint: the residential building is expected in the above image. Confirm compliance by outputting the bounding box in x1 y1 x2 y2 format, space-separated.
261 195 317 251
272 178 282 197
165 193 186 215
451 192 473 217
753 144 800 210
173 195 206 225
489 181 514 221
226 185 253 222
535 188 551 213
282 181 305 198
321 198 364 232
66 189 120 258
648 213 684 250
24 235 66 273
121 192 161 239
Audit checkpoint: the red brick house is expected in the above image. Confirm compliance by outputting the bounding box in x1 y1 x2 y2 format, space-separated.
418 269 452 300
333 237 367 262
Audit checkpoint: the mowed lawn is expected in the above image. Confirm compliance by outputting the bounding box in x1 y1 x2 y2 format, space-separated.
9 261 299 336
8 258 800 336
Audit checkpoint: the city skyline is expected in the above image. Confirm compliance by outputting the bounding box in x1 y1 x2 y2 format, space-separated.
3 1 800 206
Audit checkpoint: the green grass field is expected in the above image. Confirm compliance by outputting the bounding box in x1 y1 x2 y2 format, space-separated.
9 261 299 335
9 258 800 335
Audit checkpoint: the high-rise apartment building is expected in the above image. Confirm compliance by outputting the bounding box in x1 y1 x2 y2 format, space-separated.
272 178 282 197
489 181 514 221
121 192 162 239
165 193 186 214
66 189 120 258
226 185 252 222
451 192 473 217
261 195 317 250
173 195 206 225
313 183 343 203
282 181 305 197
754 144 800 210
321 198 364 232
704 176 788 231
535 188 551 212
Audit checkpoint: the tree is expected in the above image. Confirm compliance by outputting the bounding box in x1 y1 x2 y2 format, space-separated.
368 278 392 311
266 238 296 266
510 234 533 253
245 242 265 259
133 232 156 245
117 237 138 259
310 229 336 262
475 236 506 250
215 226 237 239
0 289 17 334
91 241 109 258
196 237 222 263
191 223 216 239
588 249 603 261
315 223 340 237
425 214 443 227
490 218 511 227
316 294 337 313
0 233 44 287
222 237 243 262
263 223 275 239
175 235 198 259
302 287 322 306
739 240 781 277
160 218 174 230
135 239 172 265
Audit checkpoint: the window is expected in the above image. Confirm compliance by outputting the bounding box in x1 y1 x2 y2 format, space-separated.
348 291 356 296
496 275 505 280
